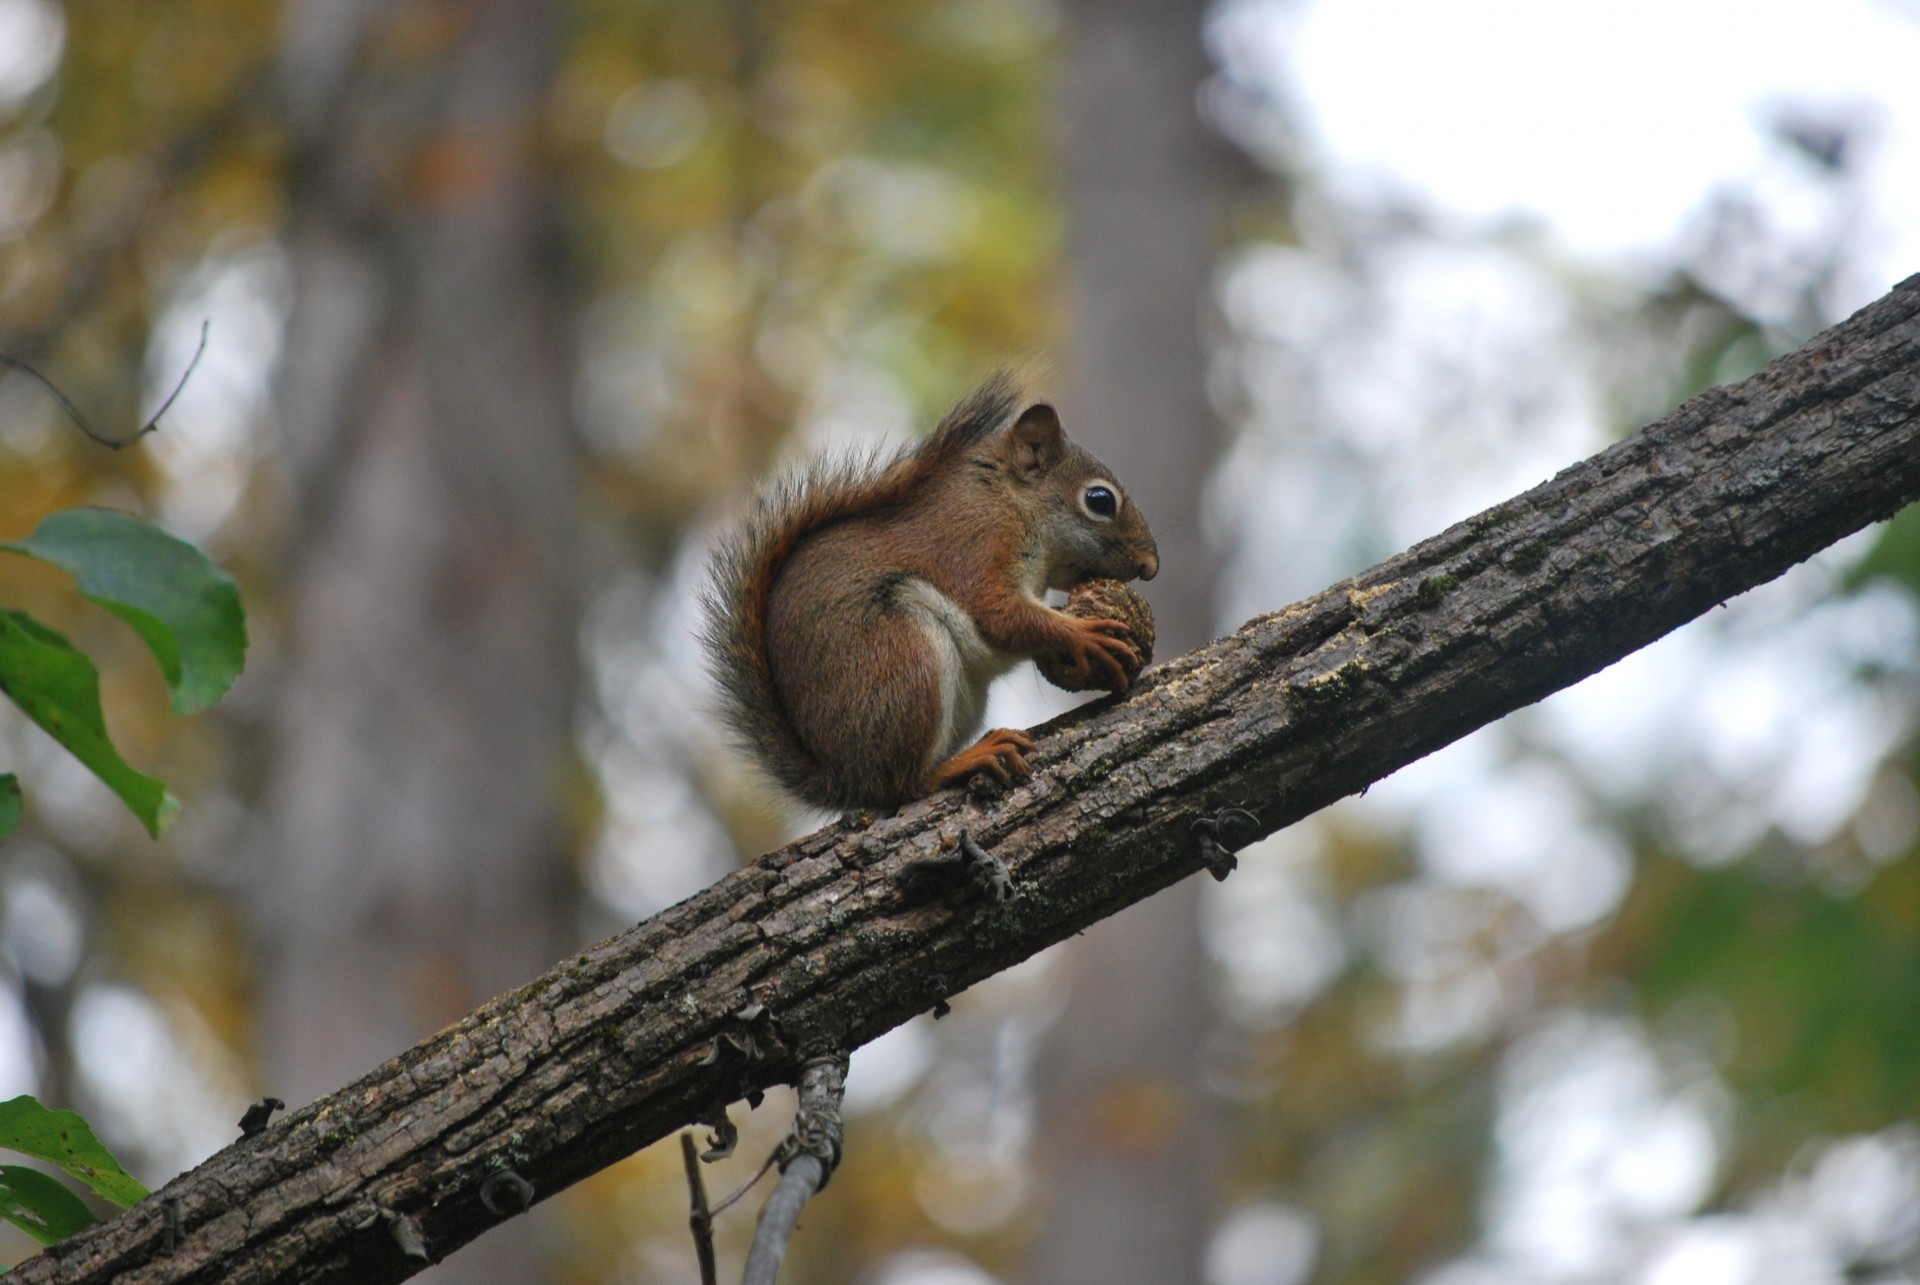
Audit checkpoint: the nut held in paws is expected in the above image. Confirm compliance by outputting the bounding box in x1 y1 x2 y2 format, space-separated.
1036 579 1156 692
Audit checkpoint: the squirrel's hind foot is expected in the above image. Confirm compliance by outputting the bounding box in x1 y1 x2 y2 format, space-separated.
925 728 1037 794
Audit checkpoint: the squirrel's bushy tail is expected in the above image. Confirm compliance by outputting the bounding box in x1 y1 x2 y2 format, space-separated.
700 376 1022 809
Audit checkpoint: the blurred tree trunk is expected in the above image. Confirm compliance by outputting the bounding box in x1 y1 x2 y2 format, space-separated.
1030 0 1231 1281
254 2 580 1279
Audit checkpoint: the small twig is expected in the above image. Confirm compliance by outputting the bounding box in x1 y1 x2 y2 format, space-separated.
237 1097 285 1137
741 1053 848 1285
709 1152 778 1219
680 1134 720 1285
0 319 209 449
742 1155 825 1285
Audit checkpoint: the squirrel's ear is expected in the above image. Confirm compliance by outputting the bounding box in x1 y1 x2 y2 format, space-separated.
1007 403 1066 477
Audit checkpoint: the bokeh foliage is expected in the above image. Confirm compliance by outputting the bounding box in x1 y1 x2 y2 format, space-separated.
4 1 1919 1282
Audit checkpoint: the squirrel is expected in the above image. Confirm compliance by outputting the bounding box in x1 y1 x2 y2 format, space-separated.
702 376 1160 813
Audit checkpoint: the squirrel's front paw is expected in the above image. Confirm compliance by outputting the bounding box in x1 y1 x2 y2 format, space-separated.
1038 582 1156 693
1049 617 1140 692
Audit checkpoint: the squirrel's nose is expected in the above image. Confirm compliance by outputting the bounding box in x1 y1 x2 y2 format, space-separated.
1137 549 1159 581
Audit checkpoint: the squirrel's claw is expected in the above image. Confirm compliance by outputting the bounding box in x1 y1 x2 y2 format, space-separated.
927 727 1037 793
979 745 1031 783
980 729 1035 781
1065 618 1139 691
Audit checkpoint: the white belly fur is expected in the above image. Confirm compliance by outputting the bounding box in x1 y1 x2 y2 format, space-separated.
896 577 1023 768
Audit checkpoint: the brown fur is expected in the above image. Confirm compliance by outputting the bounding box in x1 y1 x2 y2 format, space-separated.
702 375 1158 811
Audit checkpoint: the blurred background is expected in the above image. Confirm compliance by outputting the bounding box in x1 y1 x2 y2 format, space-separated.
2 0 1920 1282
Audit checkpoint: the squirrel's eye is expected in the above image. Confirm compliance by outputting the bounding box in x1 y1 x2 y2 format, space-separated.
1084 484 1118 518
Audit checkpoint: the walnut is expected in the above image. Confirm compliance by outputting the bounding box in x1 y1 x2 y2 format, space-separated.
1036 579 1156 692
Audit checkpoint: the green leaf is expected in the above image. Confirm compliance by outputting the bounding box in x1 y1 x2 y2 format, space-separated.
0 612 179 838
0 508 247 714
0 773 17 838
0 1097 148 1208
0 1164 99 1245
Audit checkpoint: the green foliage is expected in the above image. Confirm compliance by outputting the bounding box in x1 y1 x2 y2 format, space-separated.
1625 854 1920 1128
1 509 247 715
0 1096 150 1207
0 609 178 838
0 508 245 838
0 1095 150 1249
0 1166 97 1246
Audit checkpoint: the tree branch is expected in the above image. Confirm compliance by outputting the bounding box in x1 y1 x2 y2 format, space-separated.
16 275 1920 1284
742 1053 846 1285
678 1133 718 1285
0 320 210 449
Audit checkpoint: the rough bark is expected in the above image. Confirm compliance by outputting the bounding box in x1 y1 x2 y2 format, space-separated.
14 277 1920 1284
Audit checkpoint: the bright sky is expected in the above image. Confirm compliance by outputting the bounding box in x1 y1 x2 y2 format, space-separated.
1237 0 1920 301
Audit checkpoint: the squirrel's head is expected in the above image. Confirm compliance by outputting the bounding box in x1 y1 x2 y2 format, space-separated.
999 402 1160 591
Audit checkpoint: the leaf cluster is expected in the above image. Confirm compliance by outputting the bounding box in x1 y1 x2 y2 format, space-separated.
0 1096 147 1255
0 507 245 839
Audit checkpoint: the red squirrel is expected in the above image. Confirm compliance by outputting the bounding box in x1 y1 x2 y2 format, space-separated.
703 377 1160 812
